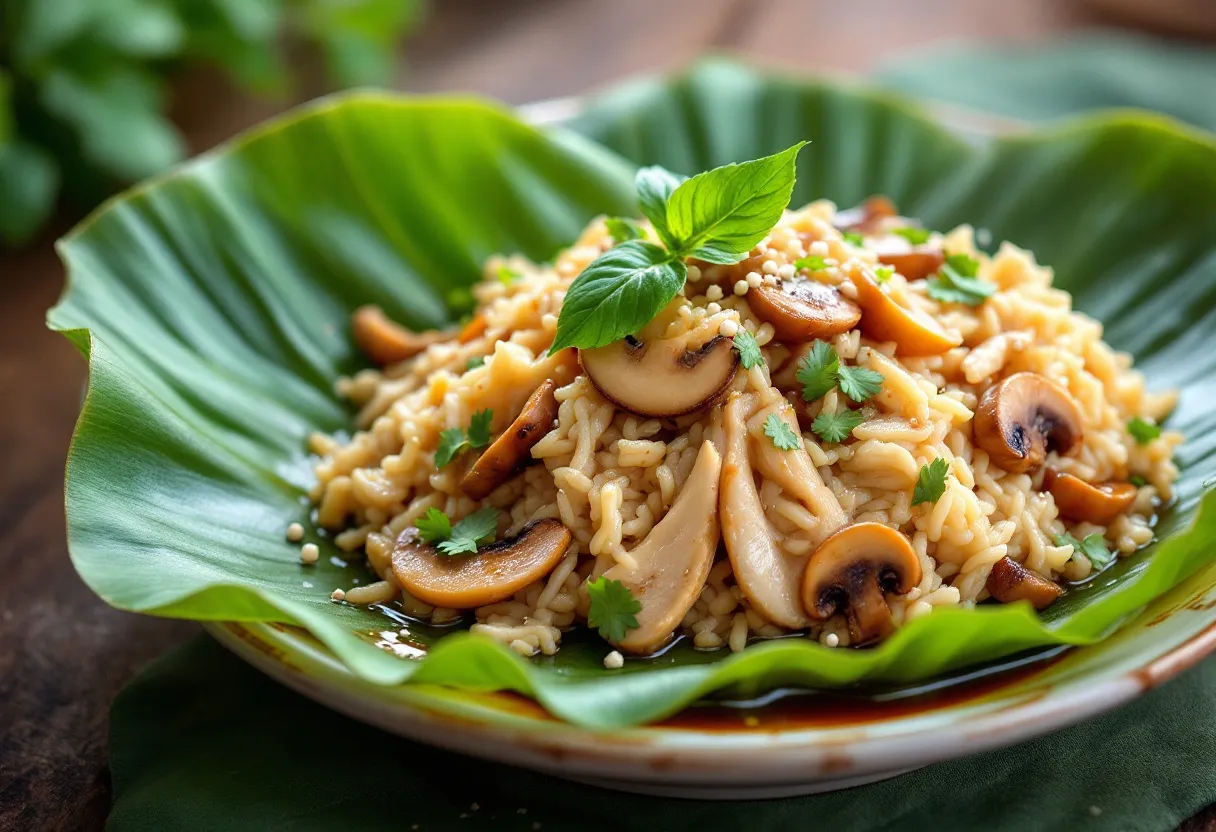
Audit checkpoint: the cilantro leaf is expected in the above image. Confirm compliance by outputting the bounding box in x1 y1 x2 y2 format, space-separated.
811 409 865 444
434 427 469 468
468 409 493 448
549 241 686 353
466 356 485 371
796 340 840 401
893 226 932 245
733 329 764 369
1129 474 1149 488
842 230 864 247
926 270 993 306
415 507 452 544
1054 532 1114 568
763 413 801 450
634 166 685 250
496 265 523 285
912 458 950 506
436 507 500 556
1127 417 1162 445
836 365 884 403
605 216 645 244
795 255 827 272
945 253 981 277
874 265 894 283
586 577 642 642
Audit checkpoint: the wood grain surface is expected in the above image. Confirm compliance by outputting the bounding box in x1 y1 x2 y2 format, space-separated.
0 0 1212 829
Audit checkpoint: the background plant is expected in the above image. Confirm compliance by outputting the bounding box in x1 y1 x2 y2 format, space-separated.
0 0 423 247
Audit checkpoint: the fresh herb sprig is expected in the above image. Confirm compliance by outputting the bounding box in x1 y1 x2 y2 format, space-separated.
1127 417 1162 445
1055 532 1114 568
912 458 950 506
763 413 801 451
927 253 993 306
733 329 764 369
550 143 807 353
795 340 884 404
434 409 493 467
812 409 865 444
586 576 642 642
415 506 501 556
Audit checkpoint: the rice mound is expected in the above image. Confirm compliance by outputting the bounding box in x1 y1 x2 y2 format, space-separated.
309 200 1181 658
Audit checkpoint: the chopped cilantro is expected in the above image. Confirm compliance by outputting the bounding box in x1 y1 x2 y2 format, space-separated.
605 216 645 244
874 265 894 283
468 409 494 448
415 507 453 544
1127 417 1162 445
586 577 642 642
496 264 522 285
466 356 485 371
912 458 950 506
795 255 828 272
434 427 470 468
796 340 840 402
893 226 932 245
733 329 764 369
926 253 993 306
836 365 884 403
435 507 501 556
811 409 865 444
763 413 801 451
1129 474 1149 488
842 230 864 247
1054 532 1113 568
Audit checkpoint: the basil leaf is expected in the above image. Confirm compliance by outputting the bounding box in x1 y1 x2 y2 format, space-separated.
549 241 686 353
664 142 806 264
635 166 685 250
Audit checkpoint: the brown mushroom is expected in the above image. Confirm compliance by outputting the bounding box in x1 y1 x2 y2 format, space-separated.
834 195 898 234
747 279 861 342
1042 468 1137 525
974 373 1084 474
460 381 560 501
850 267 962 355
875 245 946 282
579 334 738 418
352 305 447 364
800 522 922 646
985 556 1064 610
391 518 572 609
600 439 722 655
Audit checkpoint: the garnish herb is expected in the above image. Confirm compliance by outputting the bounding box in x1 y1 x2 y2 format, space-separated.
733 329 764 369
812 409 865 444
550 143 807 353
496 265 522 285
415 507 452 544
1127 417 1162 445
795 340 884 403
1055 532 1113 568
436 507 501 556
605 216 645 244
842 231 864 247
874 265 894 283
926 253 993 306
836 365 885 403
467 409 493 448
763 413 801 451
466 356 486 371
912 458 950 506
795 255 827 272
586 576 642 642
434 409 494 467
1129 474 1149 488
893 226 932 245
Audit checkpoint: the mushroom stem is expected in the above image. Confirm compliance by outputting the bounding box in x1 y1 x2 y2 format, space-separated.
986 556 1064 610
460 380 560 500
352 305 448 364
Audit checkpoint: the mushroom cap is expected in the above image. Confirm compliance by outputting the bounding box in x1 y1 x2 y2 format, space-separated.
849 267 962 356
391 518 572 609
986 556 1064 610
352 305 447 364
460 380 559 501
579 334 738 418
602 439 722 655
800 522 922 646
974 373 1084 474
1042 468 1137 525
747 279 861 342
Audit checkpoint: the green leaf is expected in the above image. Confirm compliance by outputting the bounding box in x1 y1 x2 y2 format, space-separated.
1130 474 1149 488
836 365 884 403
893 226 932 244
733 329 763 369
586 577 641 642
549 240 686 352
763 413 801 451
0 140 59 245
812 409 865 444
795 255 827 271
664 142 806 264
913 458 951 506
605 216 645 243
842 231 864 246
796 340 840 402
634 166 684 250
468 409 493 448
1055 532 1114 568
414 508 451 544
465 357 485 371
434 428 469 469
926 257 995 306
1128 417 1162 445
874 265 894 283
93 0 185 58
437 508 500 556
496 264 522 285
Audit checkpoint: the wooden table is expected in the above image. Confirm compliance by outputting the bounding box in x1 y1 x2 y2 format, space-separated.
1 0 1211 828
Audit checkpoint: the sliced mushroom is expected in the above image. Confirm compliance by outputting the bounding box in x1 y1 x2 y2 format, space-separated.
849 267 962 355
747 279 861 342
580 334 738 418
600 439 722 655
800 522 923 645
352 305 447 364
874 244 946 282
465 343 578 433
974 373 1083 474
985 556 1064 610
391 518 572 609
834 195 898 234
1042 468 1136 525
460 380 559 501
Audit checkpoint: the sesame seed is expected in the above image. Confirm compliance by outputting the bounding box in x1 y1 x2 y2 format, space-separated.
745 271 762 288
286 522 305 542
825 632 840 647
761 259 779 275
733 279 749 296
686 265 702 282
705 285 723 302
811 240 829 256
706 302 721 315
330 588 346 602
603 650 624 669
300 543 319 565
719 320 739 338
777 263 796 279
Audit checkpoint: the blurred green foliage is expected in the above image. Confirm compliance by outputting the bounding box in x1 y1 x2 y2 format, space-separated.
0 0 423 246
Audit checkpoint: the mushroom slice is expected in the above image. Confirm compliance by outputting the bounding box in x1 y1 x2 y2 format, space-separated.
465 344 578 433
833 195 898 234
850 267 962 355
391 518 572 609
460 380 559 501
580 334 738 418
875 246 946 282
1042 468 1136 525
747 279 861 342
800 522 923 646
974 373 1084 474
720 394 811 629
985 556 1064 610
352 305 447 364
601 440 722 655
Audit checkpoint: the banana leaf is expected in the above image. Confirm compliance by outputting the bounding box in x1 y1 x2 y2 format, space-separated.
49 62 1216 728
